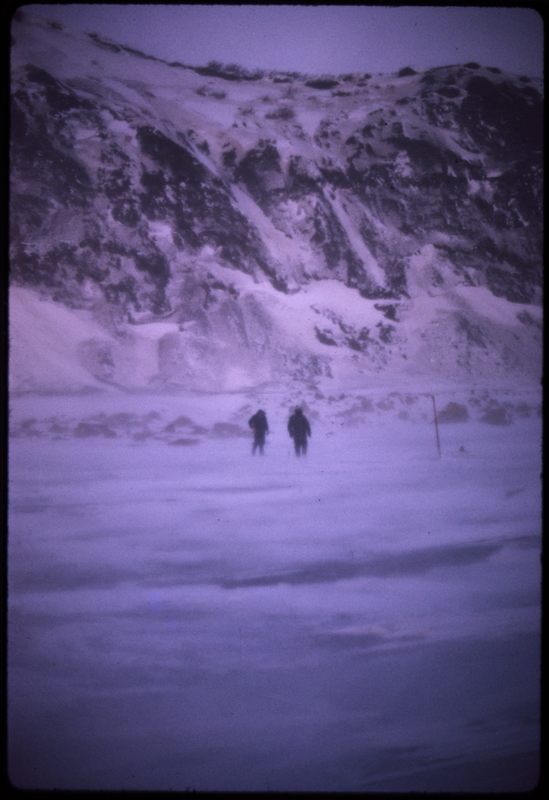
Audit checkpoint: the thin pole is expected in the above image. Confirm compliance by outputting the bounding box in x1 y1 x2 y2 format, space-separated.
431 394 441 458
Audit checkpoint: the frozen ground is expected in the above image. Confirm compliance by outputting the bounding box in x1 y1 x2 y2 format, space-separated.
7 385 542 792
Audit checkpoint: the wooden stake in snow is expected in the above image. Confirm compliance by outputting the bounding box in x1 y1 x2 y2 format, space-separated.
431 394 441 458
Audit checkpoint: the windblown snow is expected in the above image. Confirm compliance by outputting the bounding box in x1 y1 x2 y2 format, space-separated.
8 9 542 795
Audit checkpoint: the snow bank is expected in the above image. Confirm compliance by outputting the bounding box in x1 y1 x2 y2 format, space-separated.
9 286 107 392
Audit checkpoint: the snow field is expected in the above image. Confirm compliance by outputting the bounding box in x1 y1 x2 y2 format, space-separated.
8 390 541 792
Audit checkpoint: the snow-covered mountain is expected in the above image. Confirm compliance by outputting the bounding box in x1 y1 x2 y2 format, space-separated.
9 9 543 394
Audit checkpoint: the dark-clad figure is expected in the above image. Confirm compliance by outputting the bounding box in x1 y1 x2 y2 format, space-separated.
249 409 269 455
288 407 311 456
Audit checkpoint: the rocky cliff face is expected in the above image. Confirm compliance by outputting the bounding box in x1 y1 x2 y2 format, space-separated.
9 11 543 391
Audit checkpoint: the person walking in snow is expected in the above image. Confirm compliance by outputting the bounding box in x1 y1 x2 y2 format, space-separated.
249 409 269 455
288 407 311 456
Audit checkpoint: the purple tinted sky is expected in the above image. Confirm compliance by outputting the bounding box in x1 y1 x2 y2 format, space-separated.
27 4 543 77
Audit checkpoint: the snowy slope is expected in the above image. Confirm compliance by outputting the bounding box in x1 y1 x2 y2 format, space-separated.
9 10 543 394
10 280 541 396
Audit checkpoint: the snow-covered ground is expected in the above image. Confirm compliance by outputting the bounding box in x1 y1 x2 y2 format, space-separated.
8 12 542 792
8 385 541 792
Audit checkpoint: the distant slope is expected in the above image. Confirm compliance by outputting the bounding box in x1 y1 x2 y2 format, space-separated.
9 10 543 392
